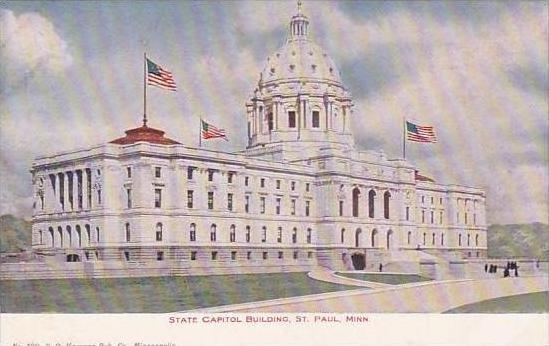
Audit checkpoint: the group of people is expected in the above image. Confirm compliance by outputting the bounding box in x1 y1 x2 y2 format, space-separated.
484 261 519 277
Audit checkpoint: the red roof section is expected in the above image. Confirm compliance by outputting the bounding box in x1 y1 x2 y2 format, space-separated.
415 170 435 183
110 125 180 145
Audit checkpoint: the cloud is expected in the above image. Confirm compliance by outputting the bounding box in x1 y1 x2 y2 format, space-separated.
0 9 72 90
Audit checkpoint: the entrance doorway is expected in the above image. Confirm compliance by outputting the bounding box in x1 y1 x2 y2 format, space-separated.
66 254 81 262
351 253 365 270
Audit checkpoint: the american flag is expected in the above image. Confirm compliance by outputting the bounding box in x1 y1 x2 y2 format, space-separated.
202 119 228 140
406 121 437 143
147 58 177 91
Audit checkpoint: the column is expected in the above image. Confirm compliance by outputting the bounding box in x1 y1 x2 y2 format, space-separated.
63 172 70 212
274 100 279 130
55 173 62 211
83 169 89 210
72 171 78 211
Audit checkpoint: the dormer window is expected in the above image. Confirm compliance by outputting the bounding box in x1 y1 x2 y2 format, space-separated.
270 67 275 74
311 64 316 72
155 167 161 178
289 64 295 71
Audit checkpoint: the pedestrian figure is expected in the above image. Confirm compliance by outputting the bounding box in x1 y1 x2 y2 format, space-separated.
507 261 510 270
515 266 519 277
494 265 497 273
379 263 383 272
504 268 509 278
484 263 488 272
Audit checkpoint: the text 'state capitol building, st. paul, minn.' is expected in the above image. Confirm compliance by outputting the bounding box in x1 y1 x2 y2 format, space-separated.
30 6 486 276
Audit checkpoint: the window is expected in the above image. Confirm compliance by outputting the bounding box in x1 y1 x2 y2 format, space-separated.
423 232 426 246
261 226 267 243
126 167 132 178
124 251 130 261
260 178 265 188
441 233 445 246
126 188 132 208
276 180 281 189
475 234 479 246
191 251 197 260
244 176 249 186
230 225 236 242
341 229 345 244
459 234 462 246
457 212 460 223
306 183 310 192
305 201 310 216
155 167 161 178
431 197 434 205
291 181 296 191
157 251 164 261
368 190 376 218
307 252 313 259
96 227 100 243
352 187 360 217
245 195 250 213
154 189 162 208
208 169 214 182
125 223 130 242
208 191 214 210
228 172 234 184
277 227 282 243
432 233 435 245
187 166 194 180
267 113 273 131
227 193 233 211
312 111 320 128
383 191 391 219
190 223 196 242
439 197 443 205
246 226 251 243
407 231 411 244
293 251 299 259
97 189 102 205
291 199 296 215
187 190 194 209
210 224 217 242
288 111 296 128
211 251 218 260
422 210 425 223
467 234 471 246
465 213 468 225
276 198 281 215
406 207 410 221
307 228 312 244
339 201 344 216
156 223 163 241
292 228 297 243
260 197 266 214
263 252 268 260
421 196 425 204
278 251 284 259
231 251 237 260
247 251 252 260
440 211 443 224
430 211 434 224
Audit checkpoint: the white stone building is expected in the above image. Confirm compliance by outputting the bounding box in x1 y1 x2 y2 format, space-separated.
30 5 487 273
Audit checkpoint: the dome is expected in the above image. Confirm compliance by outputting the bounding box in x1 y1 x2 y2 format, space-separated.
261 39 343 86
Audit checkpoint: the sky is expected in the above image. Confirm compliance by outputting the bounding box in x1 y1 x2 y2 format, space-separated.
0 0 547 224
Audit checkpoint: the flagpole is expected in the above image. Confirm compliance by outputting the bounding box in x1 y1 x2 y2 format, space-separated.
143 52 148 127
199 118 202 147
403 117 406 160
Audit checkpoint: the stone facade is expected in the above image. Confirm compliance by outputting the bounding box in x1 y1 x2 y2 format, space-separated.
30 5 487 273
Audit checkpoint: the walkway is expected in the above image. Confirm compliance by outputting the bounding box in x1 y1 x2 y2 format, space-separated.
307 268 392 289
188 275 548 313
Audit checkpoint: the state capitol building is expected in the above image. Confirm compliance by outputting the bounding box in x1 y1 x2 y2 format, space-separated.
30 5 486 275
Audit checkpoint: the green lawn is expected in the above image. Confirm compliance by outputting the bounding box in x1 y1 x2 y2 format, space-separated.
444 291 549 313
0 272 356 313
336 272 432 285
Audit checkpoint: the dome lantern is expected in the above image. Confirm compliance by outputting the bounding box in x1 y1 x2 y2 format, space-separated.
289 0 309 41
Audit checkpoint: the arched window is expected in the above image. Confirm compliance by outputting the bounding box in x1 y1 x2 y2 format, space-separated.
96 227 100 243
341 228 345 244
261 226 267 243
306 228 312 244
387 230 393 249
156 223 163 241
292 227 297 244
352 187 360 217
125 223 131 242
66 226 72 248
441 233 445 246
190 223 196 242
245 226 251 243
475 234 479 247
459 234 462 246
49 227 54 247
355 229 362 248
210 224 217 242
423 232 426 246
58 226 63 247
432 233 435 245
368 190 376 218
383 191 391 219
371 229 377 247
467 234 470 246
85 224 90 246
407 231 411 245
230 224 236 242
76 225 82 247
